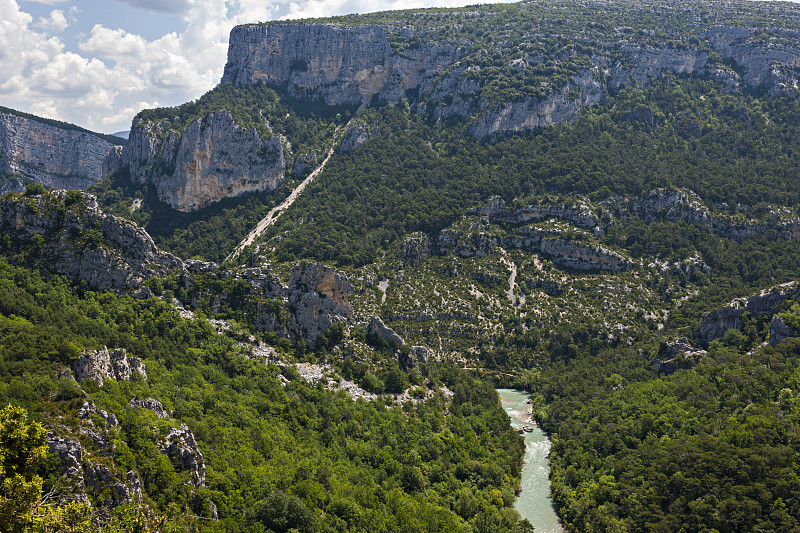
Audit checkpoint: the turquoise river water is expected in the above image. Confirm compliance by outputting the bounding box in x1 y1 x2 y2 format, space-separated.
497 388 564 533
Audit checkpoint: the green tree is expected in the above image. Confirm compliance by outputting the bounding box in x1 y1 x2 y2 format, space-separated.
0 404 47 532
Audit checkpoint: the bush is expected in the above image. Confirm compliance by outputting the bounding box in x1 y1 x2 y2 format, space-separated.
24 183 46 196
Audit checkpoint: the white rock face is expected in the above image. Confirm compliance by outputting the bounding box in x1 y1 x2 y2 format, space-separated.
219 22 800 141
121 110 285 212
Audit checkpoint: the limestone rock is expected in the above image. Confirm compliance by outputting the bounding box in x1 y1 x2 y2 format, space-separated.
159 425 206 487
0 110 120 192
411 345 429 363
699 282 799 346
222 23 462 107
368 316 405 348
286 262 354 348
78 401 118 428
437 218 630 272
84 463 138 508
653 337 707 375
46 434 89 505
121 110 285 211
0 190 184 292
102 145 123 178
129 397 169 418
469 196 600 231
467 71 606 140
769 315 797 347
627 188 712 228
618 188 800 242
73 347 146 386
338 122 375 153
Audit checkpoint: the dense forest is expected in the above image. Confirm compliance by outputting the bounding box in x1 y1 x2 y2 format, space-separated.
0 257 524 532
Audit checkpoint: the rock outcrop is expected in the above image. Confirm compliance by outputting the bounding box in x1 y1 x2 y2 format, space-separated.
73 347 146 386
367 316 405 348
615 188 800 242
469 196 600 232
0 190 183 292
466 71 606 139
46 430 142 508
699 282 799 346
201 262 355 349
653 337 707 375
769 315 797 347
159 425 206 487
338 122 375 153
119 110 285 211
285 262 354 348
129 397 169 418
436 213 630 272
0 109 120 193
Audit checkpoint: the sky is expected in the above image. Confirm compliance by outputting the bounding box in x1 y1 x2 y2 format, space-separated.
0 0 516 135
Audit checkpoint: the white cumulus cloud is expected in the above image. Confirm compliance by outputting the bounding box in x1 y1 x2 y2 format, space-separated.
0 0 513 133
36 9 68 32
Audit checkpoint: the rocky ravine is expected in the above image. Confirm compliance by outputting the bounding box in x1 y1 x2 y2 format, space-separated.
0 110 120 193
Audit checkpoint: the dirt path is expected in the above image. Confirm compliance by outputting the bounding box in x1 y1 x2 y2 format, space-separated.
226 120 351 263
499 249 518 306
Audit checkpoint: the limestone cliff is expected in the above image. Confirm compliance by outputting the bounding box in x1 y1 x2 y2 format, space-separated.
118 110 284 211
222 24 462 107
219 18 800 140
0 109 120 192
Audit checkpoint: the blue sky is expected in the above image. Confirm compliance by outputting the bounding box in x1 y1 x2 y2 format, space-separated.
0 0 791 134
0 0 516 134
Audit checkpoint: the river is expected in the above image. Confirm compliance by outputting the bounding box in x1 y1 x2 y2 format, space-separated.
497 388 564 533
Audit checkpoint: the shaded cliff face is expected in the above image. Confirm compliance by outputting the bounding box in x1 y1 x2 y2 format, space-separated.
222 24 462 107
0 111 119 192
118 110 285 211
